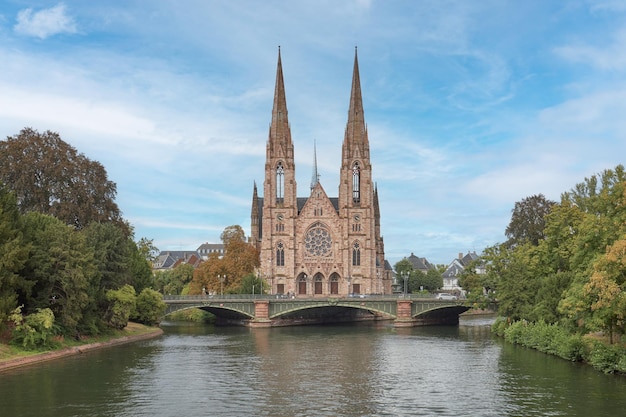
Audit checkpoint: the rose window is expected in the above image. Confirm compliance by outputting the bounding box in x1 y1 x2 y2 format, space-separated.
304 224 332 257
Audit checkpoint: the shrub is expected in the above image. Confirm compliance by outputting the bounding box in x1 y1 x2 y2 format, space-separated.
10 305 58 350
105 285 137 330
133 288 166 326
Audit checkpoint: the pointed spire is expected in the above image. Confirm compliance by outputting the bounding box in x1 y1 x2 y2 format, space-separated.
269 46 292 151
311 139 319 190
343 46 369 158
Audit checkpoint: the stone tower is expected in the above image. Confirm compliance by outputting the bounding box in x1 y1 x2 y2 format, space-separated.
251 47 389 296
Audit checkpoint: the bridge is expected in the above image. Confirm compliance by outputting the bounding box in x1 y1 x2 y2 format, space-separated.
162 295 471 327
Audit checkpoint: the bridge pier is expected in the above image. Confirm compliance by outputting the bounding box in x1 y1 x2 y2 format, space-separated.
394 299 415 327
249 300 272 328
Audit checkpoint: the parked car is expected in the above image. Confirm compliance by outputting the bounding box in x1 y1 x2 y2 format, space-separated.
436 293 458 300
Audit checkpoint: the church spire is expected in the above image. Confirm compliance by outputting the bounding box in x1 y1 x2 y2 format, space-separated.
310 139 319 190
342 46 369 160
268 46 293 155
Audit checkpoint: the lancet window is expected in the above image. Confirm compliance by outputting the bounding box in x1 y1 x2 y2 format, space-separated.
352 162 360 203
276 162 284 204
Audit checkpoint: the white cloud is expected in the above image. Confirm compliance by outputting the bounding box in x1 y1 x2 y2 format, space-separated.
14 3 77 39
555 28 626 71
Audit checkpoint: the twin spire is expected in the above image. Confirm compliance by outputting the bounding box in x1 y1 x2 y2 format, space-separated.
268 46 368 184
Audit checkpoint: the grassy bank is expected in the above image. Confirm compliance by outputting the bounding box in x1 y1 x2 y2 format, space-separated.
492 317 626 374
0 322 162 372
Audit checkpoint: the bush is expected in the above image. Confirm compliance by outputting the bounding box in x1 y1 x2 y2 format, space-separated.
133 288 166 325
105 285 137 330
585 340 626 374
10 305 58 350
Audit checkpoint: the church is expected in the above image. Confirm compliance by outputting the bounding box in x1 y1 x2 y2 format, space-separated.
250 48 391 296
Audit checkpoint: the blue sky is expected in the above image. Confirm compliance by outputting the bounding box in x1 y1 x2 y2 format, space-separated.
1 1 625 266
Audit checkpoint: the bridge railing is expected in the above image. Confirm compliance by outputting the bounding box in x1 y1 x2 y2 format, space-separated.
162 293 457 301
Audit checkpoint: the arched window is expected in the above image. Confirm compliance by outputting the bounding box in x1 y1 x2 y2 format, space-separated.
352 162 360 203
352 241 361 266
276 242 285 266
276 162 284 204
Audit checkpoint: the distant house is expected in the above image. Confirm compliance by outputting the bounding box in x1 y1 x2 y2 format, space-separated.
153 251 202 271
406 252 435 274
196 242 225 260
441 251 483 292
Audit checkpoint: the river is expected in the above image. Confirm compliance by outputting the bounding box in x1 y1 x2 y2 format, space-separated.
1 315 625 417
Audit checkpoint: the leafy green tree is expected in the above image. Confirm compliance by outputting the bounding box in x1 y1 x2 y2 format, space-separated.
240 273 266 294
20 212 92 334
128 240 154 293
422 268 443 292
105 285 136 330
505 194 555 247
0 128 125 232
0 185 30 328
133 288 166 325
137 237 159 263
393 258 413 293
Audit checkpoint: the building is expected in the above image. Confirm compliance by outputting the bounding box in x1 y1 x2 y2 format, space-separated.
250 48 391 296
153 251 202 271
196 242 225 260
441 251 483 292
405 253 435 274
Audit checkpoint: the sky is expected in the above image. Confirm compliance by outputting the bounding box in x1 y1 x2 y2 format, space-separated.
1 1 626 266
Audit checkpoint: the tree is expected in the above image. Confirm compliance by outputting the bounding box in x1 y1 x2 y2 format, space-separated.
128 240 154 293
190 226 259 295
137 237 159 263
422 268 443 292
505 194 556 247
0 184 30 328
105 284 136 330
0 128 125 232
20 212 93 334
393 258 413 293
133 288 166 325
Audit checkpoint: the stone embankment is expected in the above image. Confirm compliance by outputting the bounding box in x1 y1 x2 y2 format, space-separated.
0 327 163 372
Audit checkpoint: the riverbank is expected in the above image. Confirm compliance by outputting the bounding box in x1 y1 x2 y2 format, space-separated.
0 322 163 372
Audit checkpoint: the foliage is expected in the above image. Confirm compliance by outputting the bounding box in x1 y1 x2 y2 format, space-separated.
133 288 166 326
410 269 442 292
0 185 30 328
105 285 136 330
190 225 259 295
9 305 58 350
585 339 626 374
240 273 266 294
505 194 556 247
489 165 626 374
494 319 585 362
0 128 125 231
20 212 92 334
137 237 159 263
168 308 215 323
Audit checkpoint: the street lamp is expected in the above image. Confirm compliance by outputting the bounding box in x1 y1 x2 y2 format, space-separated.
218 274 226 296
401 271 409 298
346 275 352 296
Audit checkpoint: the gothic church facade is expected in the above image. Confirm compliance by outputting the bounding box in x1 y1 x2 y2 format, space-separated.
251 49 390 296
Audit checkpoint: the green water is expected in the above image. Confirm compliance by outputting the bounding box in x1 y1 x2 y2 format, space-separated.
1 316 624 416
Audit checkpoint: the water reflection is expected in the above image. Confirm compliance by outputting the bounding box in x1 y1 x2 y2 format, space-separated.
1 316 626 417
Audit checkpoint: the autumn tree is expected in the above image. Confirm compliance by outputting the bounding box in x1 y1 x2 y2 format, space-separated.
0 128 125 232
190 225 259 295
